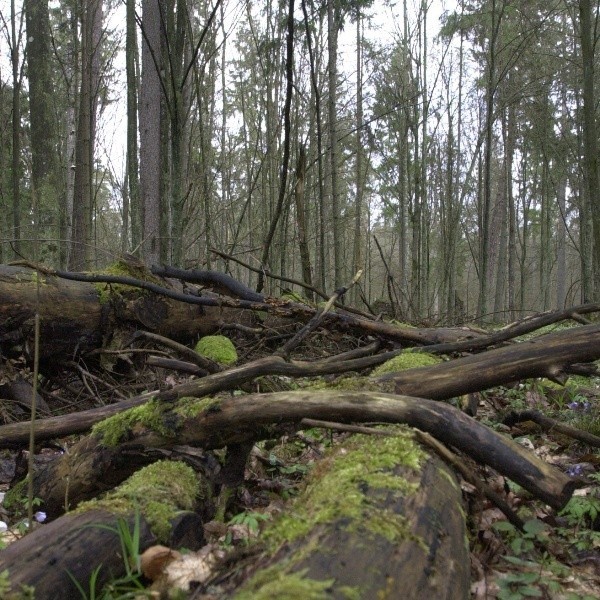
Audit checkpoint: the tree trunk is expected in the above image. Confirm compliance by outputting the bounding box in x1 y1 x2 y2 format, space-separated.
231 433 470 599
579 0 600 300
10 0 21 258
140 0 163 265
25 0 58 261
69 0 103 271
126 0 141 252
0 461 204 599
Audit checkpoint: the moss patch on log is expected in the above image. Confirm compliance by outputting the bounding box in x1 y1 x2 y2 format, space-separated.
371 350 442 376
195 335 237 365
91 396 221 447
76 460 200 542
235 429 427 597
234 567 334 599
263 429 425 547
94 258 162 304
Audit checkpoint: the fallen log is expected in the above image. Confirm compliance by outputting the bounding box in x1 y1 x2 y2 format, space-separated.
378 323 600 398
0 263 255 362
0 460 204 599
17 391 575 520
224 430 470 599
0 263 483 364
1 323 598 448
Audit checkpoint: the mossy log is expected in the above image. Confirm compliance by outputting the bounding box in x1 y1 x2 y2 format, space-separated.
23 391 574 521
0 264 485 366
0 461 204 599
3 323 598 448
0 264 253 362
229 431 469 599
378 323 600 398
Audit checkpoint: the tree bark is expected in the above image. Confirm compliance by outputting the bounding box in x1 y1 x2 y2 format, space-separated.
16 389 576 518
140 0 163 265
579 0 600 300
231 435 470 599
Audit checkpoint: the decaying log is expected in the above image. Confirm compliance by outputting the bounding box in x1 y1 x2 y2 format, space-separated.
0 264 255 361
0 460 204 600
2 322 597 449
0 510 156 599
378 323 600 398
225 432 470 599
25 391 574 519
0 264 484 364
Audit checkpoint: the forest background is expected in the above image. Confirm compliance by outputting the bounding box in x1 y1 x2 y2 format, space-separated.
1 0 598 325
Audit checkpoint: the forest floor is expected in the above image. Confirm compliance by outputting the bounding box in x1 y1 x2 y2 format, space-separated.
1 319 600 599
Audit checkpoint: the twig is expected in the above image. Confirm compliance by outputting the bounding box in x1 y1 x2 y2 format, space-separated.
504 409 600 448
300 418 394 436
413 430 525 531
128 330 222 373
276 270 363 359
211 248 374 319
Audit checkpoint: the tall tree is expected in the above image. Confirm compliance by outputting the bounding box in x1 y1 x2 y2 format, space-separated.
327 0 342 289
125 0 140 253
25 0 58 261
578 0 600 301
69 0 103 270
9 0 22 257
139 0 163 266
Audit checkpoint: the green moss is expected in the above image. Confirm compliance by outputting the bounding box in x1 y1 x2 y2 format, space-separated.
389 320 416 328
92 396 224 447
338 586 362 600
236 432 427 598
2 479 28 513
303 375 395 394
264 430 425 549
91 399 175 446
235 567 334 600
372 351 442 376
173 396 221 419
77 461 199 542
194 335 237 365
281 292 312 305
94 258 161 304
0 569 35 600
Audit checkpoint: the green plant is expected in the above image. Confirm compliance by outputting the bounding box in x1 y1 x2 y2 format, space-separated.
497 570 543 599
226 511 271 545
69 511 149 599
559 495 600 529
0 569 35 599
493 519 550 556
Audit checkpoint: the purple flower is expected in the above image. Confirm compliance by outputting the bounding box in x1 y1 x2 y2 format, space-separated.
34 511 47 523
567 464 584 477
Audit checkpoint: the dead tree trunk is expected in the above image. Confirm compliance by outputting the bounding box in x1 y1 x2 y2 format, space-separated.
1 432 468 599
15 391 573 520
227 433 470 599
0 460 204 599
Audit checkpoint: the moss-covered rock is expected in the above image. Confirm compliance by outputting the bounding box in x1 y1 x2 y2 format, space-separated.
371 351 442 376
76 460 200 542
195 335 238 365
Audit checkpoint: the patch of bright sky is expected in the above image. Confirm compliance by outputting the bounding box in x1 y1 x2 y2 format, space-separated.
0 0 459 191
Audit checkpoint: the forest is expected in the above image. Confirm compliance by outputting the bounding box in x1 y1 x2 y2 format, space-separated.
1 0 600 598
2 0 599 320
